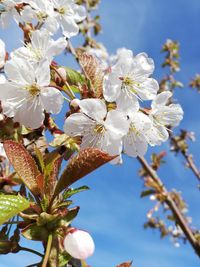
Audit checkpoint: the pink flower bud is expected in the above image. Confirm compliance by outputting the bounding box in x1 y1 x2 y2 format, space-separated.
55 67 66 83
64 229 95 260
70 98 80 111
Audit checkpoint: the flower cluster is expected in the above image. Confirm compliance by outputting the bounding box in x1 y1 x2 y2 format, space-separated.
64 49 183 161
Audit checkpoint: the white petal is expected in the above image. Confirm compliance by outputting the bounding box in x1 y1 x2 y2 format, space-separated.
151 91 172 109
103 72 122 102
124 133 148 157
64 113 94 137
116 91 139 113
105 110 129 139
14 98 44 129
40 87 64 114
134 53 155 78
4 58 35 85
146 124 169 146
137 78 159 100
47 37 67 58
73 4 86 21
44 16 59 35
61 16 79 38
79 98 107 121
35 60 50 86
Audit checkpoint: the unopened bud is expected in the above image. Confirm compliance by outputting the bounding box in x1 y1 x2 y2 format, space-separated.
64 228 95 260
55 67 66 84
70 98 80 111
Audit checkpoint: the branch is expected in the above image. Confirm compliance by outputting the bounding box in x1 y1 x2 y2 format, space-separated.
137 156 200 258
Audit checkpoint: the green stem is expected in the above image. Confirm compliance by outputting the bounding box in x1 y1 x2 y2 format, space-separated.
19 246 43 258
42 234 53 267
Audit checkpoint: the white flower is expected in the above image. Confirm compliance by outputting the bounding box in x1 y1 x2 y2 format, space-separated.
51 0 86 38
0 58 64 128
64 228 95 260
64 98 129 156
123 111 152 157
21 0 58 34
11 29 67 64
146 91 184 146
103 51 159 108
0 0 21 28
0 39 6 68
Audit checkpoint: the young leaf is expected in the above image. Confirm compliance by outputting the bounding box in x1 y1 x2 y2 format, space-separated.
63 186 90 199
54 148 116 196
21 223 48 241
78 52 104 98
64 67 85 85
3 140 43 196
0 194 30 225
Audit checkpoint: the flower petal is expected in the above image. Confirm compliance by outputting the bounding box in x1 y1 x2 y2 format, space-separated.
79 98 107 121
61 16 79 38
40 87 64 114
103 72 122 102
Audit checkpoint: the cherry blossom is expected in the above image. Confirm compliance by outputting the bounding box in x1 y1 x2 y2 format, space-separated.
123 111 152 157
145 91 184 146
21 0 58 34
64 228 95 260
0 58 64 128
64 98 129 156
103 50 159 108
0 0 22 28
11 29 67 64
51 0 86 38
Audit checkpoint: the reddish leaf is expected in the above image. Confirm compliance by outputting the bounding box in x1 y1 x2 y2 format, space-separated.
3 140 43 196
116 261 133 267
78 52 104 98
45 157 62 199
54 148 116 196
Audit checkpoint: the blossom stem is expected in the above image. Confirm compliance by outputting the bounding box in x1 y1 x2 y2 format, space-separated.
42 234 53 267
51 65 75 99
137 156 200 258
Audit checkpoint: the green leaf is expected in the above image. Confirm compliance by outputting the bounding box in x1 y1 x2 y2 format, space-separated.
59 251 71 267
63 186 90 199
60 207 80 227
21 223 48 241
64 67 85 85
0 194 30 225
54 148 116 196
69 85 80 93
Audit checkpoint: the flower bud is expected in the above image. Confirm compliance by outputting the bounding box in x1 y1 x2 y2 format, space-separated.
55 67 66 84
70 98 80 111
64 228 95 260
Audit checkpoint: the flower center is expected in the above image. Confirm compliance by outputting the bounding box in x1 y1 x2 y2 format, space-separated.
128 123 140 136
37 12 48 21
120 76 141 93
93 123 105 134
26 44 42 61
26 84 40 96
57 7 66 15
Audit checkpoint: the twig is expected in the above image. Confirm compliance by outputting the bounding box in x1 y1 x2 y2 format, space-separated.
41 234 53 267
19 246 43 258
183 152 200 183
137 156 200 258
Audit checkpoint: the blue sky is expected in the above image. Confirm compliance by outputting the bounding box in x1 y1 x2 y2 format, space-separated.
1 0 200 266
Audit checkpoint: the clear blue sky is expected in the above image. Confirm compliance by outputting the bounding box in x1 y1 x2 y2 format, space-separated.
0 0 200 266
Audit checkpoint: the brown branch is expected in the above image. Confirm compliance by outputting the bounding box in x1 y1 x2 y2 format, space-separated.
137 156 200 258
183 152 200 183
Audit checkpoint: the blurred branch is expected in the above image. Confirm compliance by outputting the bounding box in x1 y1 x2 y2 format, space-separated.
137 156 200 257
